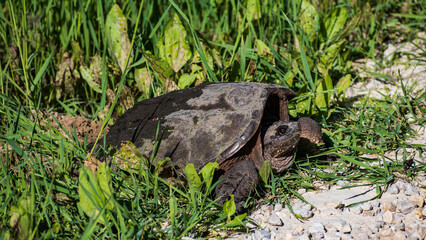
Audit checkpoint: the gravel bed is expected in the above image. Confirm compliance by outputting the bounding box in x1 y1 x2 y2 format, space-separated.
224 178 425 240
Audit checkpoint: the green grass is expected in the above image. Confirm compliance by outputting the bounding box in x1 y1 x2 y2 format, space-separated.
1 0 425 239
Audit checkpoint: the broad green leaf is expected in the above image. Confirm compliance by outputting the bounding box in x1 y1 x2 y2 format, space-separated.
315 80 326 109
229 213 247 225
178 73 197 89
315 73 333 109
97 162 114 210
199 162 219 190
135 67 153 97
9 206 22 229
80 65 102 93
259 160 272 184
157 13 191 72
246 0 260 22
255 39 274 64
78 166 107 224
143 51 174 85
319 40 345 74
83 54 104 94
294 93 317 116
223 195 236 223
335 74 351 96
323 8 348 44
9 197 31 240
299 0 318 42
324 72 333 91
105 4 133 73
284 71 294 87
184 163 202 191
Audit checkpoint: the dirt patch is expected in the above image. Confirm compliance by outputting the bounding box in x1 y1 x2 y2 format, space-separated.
37 111 108 146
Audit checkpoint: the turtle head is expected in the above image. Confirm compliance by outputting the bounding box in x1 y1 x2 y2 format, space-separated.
263 121 301 173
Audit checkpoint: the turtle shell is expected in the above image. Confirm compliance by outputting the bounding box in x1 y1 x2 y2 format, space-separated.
105 82 297 171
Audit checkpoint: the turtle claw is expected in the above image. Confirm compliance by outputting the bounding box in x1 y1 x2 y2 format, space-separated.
215 159 258 211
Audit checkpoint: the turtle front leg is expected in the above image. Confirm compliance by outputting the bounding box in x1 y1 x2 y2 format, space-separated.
215 159 258 212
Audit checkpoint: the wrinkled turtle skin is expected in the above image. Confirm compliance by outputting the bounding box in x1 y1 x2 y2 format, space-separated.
102 82 323 209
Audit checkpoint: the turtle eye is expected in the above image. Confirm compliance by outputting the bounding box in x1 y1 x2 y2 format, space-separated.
277 125 288 136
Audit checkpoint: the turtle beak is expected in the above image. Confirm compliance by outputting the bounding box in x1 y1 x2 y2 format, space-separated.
271 155 294 173
263 121 301 172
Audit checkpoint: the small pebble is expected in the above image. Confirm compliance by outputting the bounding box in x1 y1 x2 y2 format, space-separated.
379 228 394 238
382 201 396 212
309 222 325 235
374 212 384 222
361 202 373 211
297 188 307 194
298 235 310 240
268 213 283 226
254 229 271 240
292 201 303 209
327 226 338 234
393 213 403 224
404 184 419 196
396 181 407 191
351 226 371 235
383 211 395 224
409 194 424 207
324 233 341 240
336 180 350 187
387 184 399 194
274 204 283 212
283 233 294 240
410 232 422 240
397 200 417 214
372 221 385 232
341 224 352 234
412 208 425 220
351 231 369 240
394 230 408 239
350 206 363 214
310 232 324 240
371 200 381 208
265 204 274 212
362 210 376 216
293 226 304 236
413 224 426 239
333 219 345 232
294 208 313 219
302 204 312 211
393 222 405 231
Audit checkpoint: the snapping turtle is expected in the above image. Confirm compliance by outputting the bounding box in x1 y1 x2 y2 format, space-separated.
103 82 322 208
